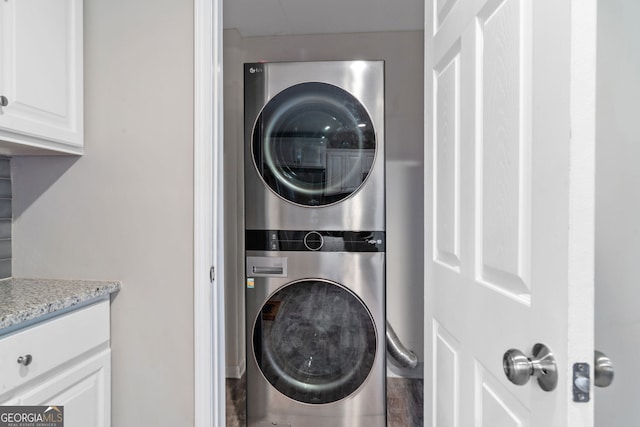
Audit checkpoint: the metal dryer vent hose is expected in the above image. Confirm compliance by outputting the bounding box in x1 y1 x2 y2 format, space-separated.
386 321 418 369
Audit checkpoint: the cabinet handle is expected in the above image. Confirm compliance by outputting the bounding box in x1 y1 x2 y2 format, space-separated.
17 354 33 366
252 266 284 275
0 96 8 107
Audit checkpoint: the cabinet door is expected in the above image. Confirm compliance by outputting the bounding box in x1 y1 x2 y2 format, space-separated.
325 150 345 195
15 350 110 427
362 151 375 175
0 0 83 154
343 151 363 193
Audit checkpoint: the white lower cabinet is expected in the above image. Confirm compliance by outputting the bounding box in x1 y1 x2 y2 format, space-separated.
0 301 111 426
325 149 376 195
14 350 110 427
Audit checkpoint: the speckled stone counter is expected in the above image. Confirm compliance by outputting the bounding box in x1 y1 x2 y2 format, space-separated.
0 278 121 333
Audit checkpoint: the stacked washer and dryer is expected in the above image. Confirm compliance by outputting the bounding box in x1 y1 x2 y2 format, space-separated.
244 61 386 427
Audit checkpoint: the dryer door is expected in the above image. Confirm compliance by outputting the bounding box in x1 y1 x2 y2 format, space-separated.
253 279 378 404
252 82 377 207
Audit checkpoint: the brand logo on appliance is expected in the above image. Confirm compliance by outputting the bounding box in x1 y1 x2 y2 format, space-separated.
249 67 263 74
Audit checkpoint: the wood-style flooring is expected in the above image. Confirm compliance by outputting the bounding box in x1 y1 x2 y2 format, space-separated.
226 376 423 427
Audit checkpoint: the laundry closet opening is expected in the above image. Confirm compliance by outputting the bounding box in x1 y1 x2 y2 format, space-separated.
222 2 425 425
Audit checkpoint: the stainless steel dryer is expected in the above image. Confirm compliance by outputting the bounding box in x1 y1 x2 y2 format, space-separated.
245 230 386 427
244 61 384 231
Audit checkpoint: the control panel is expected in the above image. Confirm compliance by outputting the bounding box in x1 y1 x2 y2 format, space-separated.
246 230 386 252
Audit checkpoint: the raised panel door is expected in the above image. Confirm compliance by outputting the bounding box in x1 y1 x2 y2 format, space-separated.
15 350 110 427
326 150 345 196
424 0 597 425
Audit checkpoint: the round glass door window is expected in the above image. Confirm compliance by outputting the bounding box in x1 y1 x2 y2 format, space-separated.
253 280 377 404
252 82 377 207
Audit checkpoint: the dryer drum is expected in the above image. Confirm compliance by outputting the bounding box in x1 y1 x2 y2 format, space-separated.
252 82 376 207
253 279 377 404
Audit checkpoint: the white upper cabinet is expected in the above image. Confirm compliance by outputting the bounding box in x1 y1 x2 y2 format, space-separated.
0 0 83 155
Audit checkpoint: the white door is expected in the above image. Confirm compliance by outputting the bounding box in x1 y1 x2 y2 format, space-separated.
424 0 596 426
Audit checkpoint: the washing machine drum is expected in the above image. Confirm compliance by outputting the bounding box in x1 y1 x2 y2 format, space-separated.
252 82 377 207
253 280 378 404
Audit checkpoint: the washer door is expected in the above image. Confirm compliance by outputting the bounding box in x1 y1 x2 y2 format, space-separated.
253 280 378 404
252 82 377 207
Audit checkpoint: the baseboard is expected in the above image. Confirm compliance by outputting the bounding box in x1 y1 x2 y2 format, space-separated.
225 359 246 379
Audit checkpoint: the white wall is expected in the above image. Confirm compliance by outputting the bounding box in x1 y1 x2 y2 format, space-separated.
223 30 425 376
595 0 640 424
11 0 195 425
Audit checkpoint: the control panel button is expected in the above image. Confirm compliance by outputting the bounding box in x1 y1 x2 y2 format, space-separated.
303 231 324 251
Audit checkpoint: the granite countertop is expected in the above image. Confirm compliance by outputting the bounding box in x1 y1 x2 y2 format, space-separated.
0 278 121 333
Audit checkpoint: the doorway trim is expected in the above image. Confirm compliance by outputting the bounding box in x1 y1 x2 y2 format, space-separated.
194 0 225 426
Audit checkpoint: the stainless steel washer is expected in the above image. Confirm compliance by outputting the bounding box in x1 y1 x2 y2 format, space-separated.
245 230 386 427
244 60 385 231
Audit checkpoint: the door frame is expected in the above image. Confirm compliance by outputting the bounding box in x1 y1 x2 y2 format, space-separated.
194 0 226 426
192 0 598 424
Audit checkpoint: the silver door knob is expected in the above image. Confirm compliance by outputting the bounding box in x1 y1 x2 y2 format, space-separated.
17 354 33 366
594 350 614 388
503 343 558 391
0 96 8 107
